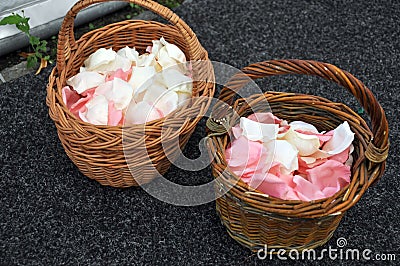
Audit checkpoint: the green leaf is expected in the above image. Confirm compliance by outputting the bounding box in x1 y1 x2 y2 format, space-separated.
44 55 50 61
0 14 24 25
16 22 30 33
126 14 132 19
27 55 38 68
29 35 40 46
0 13 30 34
89 23 95 30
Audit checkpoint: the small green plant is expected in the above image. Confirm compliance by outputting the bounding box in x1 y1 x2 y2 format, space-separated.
159 0 181 9
0 11 49 71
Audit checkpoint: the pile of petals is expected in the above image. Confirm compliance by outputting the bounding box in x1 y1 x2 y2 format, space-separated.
62 37 193 126
225 112 355 201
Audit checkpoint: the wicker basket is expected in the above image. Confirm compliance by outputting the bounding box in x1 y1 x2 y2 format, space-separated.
207 59 389 252
46 0 215 187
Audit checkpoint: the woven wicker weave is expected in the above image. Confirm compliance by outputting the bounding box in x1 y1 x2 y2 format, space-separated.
46 0 215 187
207 59 389 252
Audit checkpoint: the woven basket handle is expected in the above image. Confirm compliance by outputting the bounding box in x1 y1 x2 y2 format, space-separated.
56 0 199 74
214 59 389 165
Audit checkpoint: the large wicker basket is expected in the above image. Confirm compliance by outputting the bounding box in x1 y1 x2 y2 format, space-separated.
207 59 389 251
46 0 215 187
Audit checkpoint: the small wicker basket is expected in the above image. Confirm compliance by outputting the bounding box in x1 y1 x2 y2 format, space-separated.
207 59 389 252
46 0 215 187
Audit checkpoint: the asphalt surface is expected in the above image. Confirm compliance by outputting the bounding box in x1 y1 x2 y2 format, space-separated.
1 0 399 265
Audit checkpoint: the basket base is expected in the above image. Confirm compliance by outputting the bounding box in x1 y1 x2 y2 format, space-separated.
216 197 343 252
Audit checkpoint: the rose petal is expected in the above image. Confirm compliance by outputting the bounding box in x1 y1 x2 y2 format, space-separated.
240 117 279 142
321 181 342 198
280 127 321 156
225 136 266 176
129 66 156 94
117 46 139 63
62 86 80 109
95 78 133 110
84 48 116 71
151 39 163 55
322 121 355 155
66 71 105 94
306 160 351 190
160 68 193 93
264 140 298 174
293 175 326 201
295 130 333 145
124 101 164 125
247 112 282 124
107 101 123 126
82 94 109 125
143 84 179 116
69 88 96 116
247 170 298 200
158 37 186 66
137 53 157 67
231 124 242 139
328 146 350 163
105 68 132 82
297 156 327 175
289 121 319 133
112 54 132 72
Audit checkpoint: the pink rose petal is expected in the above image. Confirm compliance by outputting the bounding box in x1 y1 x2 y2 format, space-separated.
306 160 351 190
105 68 132 82
231 124 242 139
321 180 342 198
62 86 80 109
296 129 333 145
328 146 350 163
293 175 326 201
107 101 123 126
297 156 327 174
247 112 281 124
225 136 266 173
69 88 96 116
249 171 298 200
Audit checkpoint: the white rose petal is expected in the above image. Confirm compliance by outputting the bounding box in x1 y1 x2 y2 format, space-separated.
129 66 156 94
240 117 279 142
83 94 109 125
322 121 354 155
95 78 133 110
143 84 179 116
84 48 116 71
289 121 319 133
264 140 298 174
112 54 132 72
161 68 192 93
124 101 163 125
66 71 105 94
117 46 139 63
137 53 156 67
282 128 321 156
151 39 163 55
301 156 317 164
159 37 186 63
